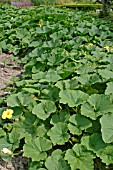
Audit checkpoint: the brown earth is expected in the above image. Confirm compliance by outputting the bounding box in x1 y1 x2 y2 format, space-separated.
0 156 28 170
0 53 24 96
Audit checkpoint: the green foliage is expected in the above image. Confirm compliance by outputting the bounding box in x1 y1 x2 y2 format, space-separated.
47 122 70 145
65 144 95 170
23 137 52 161
45 149 70 170
100 113 113 143
0 4 113 169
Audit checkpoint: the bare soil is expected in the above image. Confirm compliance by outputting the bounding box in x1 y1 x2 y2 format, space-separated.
0 53 24 96
0 156 28 170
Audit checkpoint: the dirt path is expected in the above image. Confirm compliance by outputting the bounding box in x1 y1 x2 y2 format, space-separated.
0 53 23 96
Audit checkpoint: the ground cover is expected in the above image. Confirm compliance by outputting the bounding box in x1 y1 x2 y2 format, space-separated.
0 4 113 170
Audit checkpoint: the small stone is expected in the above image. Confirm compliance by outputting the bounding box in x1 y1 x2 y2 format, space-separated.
6 162 14 169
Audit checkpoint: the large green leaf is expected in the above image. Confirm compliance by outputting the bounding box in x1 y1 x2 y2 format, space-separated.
22 88 40 94
17 92 33 106
45 149 70 170
47 122 70 145
13 112 38 139
36 26 51 34
50 111 70 125
76 64 96 75
0 137 12 151
7 92 33 107
28 161 47 170
59 90 88 107
55 79 79 91
81 94 113 120
39 71 61 83
65 144 94 170
98 69 113 80
68 114 92 135
89 25 99 36
29 40 42 47
23 137 52 161
77 74 101 85
32 100 56 120
100 113 113 143
47 53 66 66
32 72 45 80
7 94 20 107
81 133 107 155
43 39 61 48
8 128 20 150
98 145 113 165
0 128 6 137
41 86 60 101
36 125 47 137
105 82 113 95
0 40 6 51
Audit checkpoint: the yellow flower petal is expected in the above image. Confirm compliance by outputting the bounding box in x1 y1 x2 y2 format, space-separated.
2 111 7 119
7 109 13 114
2 109 14 119
33 96 38 100
7 113 13 119
38 21 41 27
104 46 109 51
88 43 93 47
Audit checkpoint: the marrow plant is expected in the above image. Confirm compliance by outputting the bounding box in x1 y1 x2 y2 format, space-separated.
0 4 113 170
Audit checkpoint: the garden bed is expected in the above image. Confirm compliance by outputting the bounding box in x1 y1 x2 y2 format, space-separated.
0 4 113 170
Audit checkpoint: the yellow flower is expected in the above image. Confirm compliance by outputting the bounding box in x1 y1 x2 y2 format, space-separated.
2 109 14 119
71 137 78 142
38 21 41 27
104 46 109 52
88 43 93 47
33 96 38 101
1 148 12 155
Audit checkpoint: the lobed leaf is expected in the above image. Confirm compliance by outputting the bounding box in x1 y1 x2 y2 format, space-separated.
59 90 88 107
47 122 70 145
100 113 113 143
65 144 94 170
23 137 52 161
32 100 56 120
